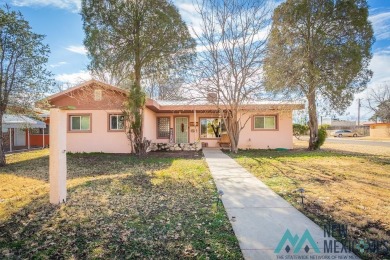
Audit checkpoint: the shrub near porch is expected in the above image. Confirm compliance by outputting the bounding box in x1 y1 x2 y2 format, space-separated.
0 150 242 259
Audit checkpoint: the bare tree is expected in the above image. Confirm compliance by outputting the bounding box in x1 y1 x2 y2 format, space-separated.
90 66 132 90
142 65 189 100
193 0 271 153
366 83 390 123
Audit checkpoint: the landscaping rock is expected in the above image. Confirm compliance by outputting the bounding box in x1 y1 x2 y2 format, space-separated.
150 142 203 152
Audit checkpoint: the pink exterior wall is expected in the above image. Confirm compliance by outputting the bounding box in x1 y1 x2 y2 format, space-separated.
48 81 296 152
143 108 157 141
237 111 293 149
58 107 293 152
48 81 130 153
66 110 131 153
144 109 294 149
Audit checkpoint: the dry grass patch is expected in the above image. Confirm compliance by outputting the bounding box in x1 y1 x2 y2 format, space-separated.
294 138 390 156
0 150 242 259
229 149 390 259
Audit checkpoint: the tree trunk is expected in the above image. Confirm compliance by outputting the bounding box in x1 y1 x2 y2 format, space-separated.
230 133 239 153
129 11 149 157
307 88 319 150
0 112 6 166
227 112 240 153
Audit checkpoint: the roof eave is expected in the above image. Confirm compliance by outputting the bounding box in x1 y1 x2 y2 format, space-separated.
43 79 128 103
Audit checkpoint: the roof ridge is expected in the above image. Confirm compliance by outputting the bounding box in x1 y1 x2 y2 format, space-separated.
44 79 127 101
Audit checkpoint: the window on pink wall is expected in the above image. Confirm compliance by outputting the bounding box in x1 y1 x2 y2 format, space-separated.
157 117 170 138
109 114 124 130
253 115 277 130
200 118 226 138
70 115 91 131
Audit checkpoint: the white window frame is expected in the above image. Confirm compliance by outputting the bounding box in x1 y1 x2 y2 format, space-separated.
253 115 277 130
70 115 91 131
109 114 125 131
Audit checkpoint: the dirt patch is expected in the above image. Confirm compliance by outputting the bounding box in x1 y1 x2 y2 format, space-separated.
145 150 203 159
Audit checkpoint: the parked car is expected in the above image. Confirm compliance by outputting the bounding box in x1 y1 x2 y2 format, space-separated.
332 129 358 137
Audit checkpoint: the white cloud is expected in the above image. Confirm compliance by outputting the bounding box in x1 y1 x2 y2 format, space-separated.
11 0 81 12
174 0 203 37
55 70 92 85
369 11 390 40
368 51 390 84
66 45 88 55
374 46 390 56
50 61 67 68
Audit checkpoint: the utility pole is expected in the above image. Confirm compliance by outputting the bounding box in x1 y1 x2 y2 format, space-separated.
357 98 361 126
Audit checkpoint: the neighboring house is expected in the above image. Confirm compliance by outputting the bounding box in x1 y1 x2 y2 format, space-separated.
366 123 390 138
45 80 304 153
29 109 50 148
2 114 47 152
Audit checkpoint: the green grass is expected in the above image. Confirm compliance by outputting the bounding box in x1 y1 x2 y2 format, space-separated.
228 149 390 260
0 149 242 259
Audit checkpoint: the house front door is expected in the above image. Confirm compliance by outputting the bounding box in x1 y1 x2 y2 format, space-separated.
14 128 26 146
175 117 188 143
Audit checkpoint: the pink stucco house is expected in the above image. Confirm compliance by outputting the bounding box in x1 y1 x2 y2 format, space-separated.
45 80 304 153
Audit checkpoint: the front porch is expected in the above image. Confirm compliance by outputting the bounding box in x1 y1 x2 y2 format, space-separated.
144 101 225 148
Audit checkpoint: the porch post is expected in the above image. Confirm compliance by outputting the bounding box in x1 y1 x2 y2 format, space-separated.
27 128 30 150
9 129 12 152
49 108 67 204
194 109 197 138
42 128 45 148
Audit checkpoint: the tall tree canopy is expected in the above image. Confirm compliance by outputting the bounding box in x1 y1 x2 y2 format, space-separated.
264 0 374 150
81 0 195 154
0 6 53 166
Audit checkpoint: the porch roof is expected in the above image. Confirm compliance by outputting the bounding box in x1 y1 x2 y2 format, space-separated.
2 114 46 129
146 99 305 113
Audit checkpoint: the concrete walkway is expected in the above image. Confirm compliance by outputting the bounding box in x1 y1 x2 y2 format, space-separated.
203 148 358 260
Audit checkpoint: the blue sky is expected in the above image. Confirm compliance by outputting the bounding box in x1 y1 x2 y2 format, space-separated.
2 0 390 120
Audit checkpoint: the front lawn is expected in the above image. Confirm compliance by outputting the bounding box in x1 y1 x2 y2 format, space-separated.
0 149 242 259
228 149 390 259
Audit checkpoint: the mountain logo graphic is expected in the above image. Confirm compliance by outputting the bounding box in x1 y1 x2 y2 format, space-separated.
274 229 321 254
